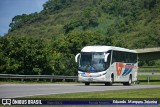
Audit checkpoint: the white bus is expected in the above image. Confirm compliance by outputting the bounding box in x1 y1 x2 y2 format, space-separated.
75 46 138 86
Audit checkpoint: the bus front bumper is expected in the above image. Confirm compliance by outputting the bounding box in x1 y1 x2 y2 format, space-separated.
78 75 110 82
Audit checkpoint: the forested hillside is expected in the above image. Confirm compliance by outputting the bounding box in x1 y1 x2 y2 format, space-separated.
0 0 160 75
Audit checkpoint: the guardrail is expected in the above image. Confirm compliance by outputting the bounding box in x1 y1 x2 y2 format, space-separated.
0 70 160 82
138 70 160 84
0 74 78 82
138 70 160 76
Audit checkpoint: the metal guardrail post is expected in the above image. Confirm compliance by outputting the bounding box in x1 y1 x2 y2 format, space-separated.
50 78 53 82
147 76 150 84
21 78 24 82
62 79 65 82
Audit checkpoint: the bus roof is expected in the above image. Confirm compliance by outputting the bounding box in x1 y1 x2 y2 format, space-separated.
81 46 137 53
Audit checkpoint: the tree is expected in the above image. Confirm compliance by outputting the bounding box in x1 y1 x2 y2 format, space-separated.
43 0 72 10
9 13 39 32
0 36 53 75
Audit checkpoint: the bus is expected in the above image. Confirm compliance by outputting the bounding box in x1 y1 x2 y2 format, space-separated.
75 46 138 86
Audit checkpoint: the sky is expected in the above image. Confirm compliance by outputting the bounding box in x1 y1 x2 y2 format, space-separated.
0 0 48 36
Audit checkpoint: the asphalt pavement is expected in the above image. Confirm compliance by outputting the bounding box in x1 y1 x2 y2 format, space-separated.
0 83 160 98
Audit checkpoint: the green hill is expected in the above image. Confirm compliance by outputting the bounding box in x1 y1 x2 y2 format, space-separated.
0 0 160 75
6 0 160 48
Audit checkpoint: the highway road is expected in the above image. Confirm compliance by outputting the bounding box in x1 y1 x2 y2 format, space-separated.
0 84 160 98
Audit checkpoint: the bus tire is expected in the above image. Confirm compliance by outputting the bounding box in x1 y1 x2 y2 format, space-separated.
85 82 90 86
110 74 114 86
123 75 132 86
105 82 111 86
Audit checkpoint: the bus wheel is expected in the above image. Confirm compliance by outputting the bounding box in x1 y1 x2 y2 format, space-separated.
128 76 132 85
123 75 132 86
110 74 114 86
85 82 90 86
105 82 112 86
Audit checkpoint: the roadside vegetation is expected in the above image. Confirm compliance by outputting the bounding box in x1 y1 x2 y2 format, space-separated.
0 0 160 76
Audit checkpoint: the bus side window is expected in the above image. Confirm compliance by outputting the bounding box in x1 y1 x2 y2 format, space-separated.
125 52 129 63
118 51 124 62
121 51 125 62
133 53 137 63
125 52 127 63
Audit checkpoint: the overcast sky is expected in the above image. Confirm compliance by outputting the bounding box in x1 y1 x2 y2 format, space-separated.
0 0 48 36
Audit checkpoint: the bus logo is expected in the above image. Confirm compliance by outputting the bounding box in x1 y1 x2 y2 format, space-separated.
116 63 124 76
116 63 135 76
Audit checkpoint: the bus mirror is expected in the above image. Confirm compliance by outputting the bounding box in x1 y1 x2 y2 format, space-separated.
104 53 109 62
75 53 80 63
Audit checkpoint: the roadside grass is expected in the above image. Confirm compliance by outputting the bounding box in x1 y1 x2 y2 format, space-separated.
29 88 160 107
0 88 159 107
30 88 160 98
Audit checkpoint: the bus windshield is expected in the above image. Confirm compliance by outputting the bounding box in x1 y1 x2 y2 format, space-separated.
78 52 106 72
